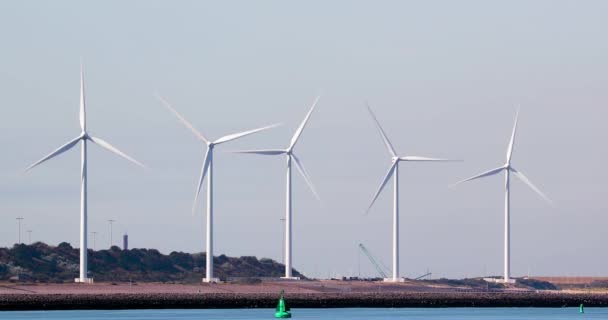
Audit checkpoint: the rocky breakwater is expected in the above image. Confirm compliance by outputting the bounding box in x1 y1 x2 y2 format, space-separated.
2 291 608 310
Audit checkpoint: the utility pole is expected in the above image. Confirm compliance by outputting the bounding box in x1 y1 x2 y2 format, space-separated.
108 219 115 248
27 230 32 244
358 244 361 278
92 232 98 250
16 217 24 244
280 218 286 264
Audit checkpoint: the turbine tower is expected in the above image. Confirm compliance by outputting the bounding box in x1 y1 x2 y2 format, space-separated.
231 96 321 279
156 95 278 283
451 109 552 284
366 103 455 282
25 64 145 283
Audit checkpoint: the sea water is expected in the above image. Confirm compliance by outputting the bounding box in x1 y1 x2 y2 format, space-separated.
0 308 605 319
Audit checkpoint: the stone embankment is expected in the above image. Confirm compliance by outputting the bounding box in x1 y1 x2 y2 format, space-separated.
1 291 608 310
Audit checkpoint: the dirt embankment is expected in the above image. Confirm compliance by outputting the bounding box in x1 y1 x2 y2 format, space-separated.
1 280 608 310
2 291 608 310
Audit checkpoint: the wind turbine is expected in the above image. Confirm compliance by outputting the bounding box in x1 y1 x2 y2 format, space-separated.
231 96 321 279
156 95 279 283
451 109 551 284
25 64 145 283
366 103 455 282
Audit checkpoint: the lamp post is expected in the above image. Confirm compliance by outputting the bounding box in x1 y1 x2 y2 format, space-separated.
16 217 24 244
108 220 115 248
92 231 98 250
280 218 286 264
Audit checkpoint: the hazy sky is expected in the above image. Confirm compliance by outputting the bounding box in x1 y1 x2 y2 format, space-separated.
1 1 607 279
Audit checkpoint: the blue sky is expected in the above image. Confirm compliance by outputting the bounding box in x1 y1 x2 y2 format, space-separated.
0 1 607 278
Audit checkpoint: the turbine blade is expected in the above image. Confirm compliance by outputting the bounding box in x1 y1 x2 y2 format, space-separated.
193 148 212 214
214 123 280 145
229 149 286 155
24 136 82 172
450 166 505 188
291 153 320 201
88 136 145 168
506 107 520 164
366 162 397 214
80 62 86 132
400 156 458 162
510 167 553 205
156 94 209 143
289 96 320 150
366 102 397 157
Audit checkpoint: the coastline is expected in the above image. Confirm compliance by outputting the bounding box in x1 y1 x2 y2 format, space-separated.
1 281 608 310
2 292 608 310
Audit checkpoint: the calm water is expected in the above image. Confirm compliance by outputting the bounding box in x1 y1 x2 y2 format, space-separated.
0 308 605 320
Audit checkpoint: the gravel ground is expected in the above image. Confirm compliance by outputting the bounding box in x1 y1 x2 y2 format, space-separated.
1 280 607 310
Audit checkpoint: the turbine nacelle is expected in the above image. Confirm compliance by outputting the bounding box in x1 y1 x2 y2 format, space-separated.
365 102 457 282
156 94 280 214
365 103 457 214
451 109 552 205
450 108 551 284
24 62 145 284
156 94 279 283
229 95 321 279
229 96 322 202
25 65 145 174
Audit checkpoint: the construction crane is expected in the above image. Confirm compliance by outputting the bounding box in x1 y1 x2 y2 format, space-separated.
414 272 432 280
358 243 390 278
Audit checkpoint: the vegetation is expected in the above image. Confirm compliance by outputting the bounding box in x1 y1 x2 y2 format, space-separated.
0 242 300 283
422 278 504 290
422 277 557 291
517 278 558 290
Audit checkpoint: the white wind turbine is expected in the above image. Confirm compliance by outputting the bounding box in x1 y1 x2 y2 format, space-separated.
366 103 455 282
231 96 321 279
451 109 552 284
25 64 145 283
156 95 279 283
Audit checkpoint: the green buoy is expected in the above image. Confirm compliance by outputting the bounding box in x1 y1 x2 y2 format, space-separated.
580 303 584 313
275 290 291 318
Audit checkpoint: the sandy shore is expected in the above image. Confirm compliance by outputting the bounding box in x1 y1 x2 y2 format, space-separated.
0 279 511 295
1 280 607 310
